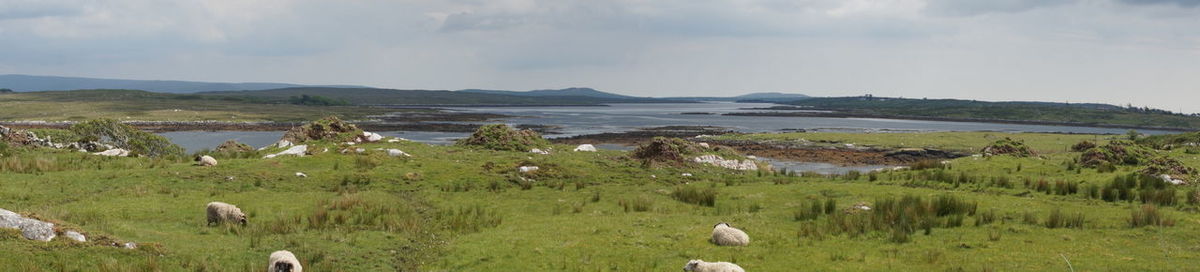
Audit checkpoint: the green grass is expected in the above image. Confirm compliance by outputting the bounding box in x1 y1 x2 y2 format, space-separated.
713 131 1114 154
0 131 1198 271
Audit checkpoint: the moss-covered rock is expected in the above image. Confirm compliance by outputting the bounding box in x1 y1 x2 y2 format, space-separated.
214 140 254 153
281 116 363 143
1139 157 1197 181
1070 140 1097 152
1079 140 1154 167
455 124 549 152
980 137 1035 157
631 137 703 165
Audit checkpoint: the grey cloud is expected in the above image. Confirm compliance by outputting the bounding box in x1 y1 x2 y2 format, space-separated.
1119 0 1200 7
923 0 1077 16
0 1 81 20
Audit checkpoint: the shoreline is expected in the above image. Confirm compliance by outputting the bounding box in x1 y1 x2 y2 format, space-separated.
0 121 560 134
724 111 1197 132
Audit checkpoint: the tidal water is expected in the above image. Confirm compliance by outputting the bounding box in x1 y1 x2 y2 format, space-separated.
160 102 1174 174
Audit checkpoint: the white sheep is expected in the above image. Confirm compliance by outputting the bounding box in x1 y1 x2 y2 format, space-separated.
683 259 745 272
268 250 303 272
206 202 247 225
711 222 749 246
196 155 218 166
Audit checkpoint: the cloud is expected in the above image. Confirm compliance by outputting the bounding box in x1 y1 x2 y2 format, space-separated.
922 0 1077 16
1119 0 1200 7
0 0 82 20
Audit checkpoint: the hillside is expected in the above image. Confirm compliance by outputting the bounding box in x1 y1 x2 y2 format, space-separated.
202 87 674 105
767 96 1200 130
0 74 365 94
0 89 398 122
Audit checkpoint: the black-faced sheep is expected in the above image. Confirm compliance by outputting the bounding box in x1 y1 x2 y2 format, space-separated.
196 155 218 166
206 202 247 226
268 250 302 272
683 259 745 272
711 222 749 246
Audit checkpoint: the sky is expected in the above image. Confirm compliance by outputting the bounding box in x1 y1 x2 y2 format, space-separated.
1 0 1198 112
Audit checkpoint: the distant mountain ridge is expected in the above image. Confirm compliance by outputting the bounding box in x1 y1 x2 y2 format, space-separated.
200 87 682 105
0 74 365 94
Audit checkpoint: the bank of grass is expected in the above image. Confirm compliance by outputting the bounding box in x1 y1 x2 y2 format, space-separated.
0 89 402 122
0 131 1197 270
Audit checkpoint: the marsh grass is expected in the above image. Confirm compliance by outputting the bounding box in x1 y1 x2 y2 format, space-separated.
1130 204 1174 227
670 185 717 207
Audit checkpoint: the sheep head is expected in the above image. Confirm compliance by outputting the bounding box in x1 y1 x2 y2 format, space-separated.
683 260 703 271
713 222 730 229
274 262 294 272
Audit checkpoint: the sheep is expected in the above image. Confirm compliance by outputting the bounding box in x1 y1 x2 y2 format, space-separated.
196 155 218 166
711 222 749 246
268 250 303 272
206 202 247 226
683 259 745 272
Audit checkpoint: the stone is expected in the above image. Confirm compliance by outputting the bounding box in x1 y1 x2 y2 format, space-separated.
263 145 307 159
573 144 597 152
64 231 86 242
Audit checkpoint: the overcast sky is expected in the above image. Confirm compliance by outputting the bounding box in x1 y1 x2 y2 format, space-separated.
1 0 1198 111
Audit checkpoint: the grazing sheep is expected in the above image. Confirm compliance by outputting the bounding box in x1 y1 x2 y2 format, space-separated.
683 259 744 272
268 250 303 272
206 202 247 225
196 155 218 166
711 222 749 246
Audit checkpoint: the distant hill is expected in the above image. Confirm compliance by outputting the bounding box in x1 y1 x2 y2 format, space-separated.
666 92 809 102
0 74 365 94
768 96 1200 130
459 87 633 99
200 87 675 106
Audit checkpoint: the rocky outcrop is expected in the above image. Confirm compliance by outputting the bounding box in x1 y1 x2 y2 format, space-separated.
0 208 56 241
693 155 758 171
263 145 308 159
93 148 130 157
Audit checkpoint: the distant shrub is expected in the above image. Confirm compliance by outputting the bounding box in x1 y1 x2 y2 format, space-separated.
456 124 548 152
288 94 350 106
671 185 717 207
281 116 363 143
440 205 503 234
1130 204 1174 228
1044 209 1086 229
1070 140 1098 152
69 119 184 158
619 196 654 212
980 137 1035 157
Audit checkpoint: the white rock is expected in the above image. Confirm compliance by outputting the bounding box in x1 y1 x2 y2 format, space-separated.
355 148 365 153
0 209 23 229
698 143 710 148
891 166 909 171
361 131 384 142
259 140 293 151
388 137 409 143
519 166 540 173
1160 174 1186 185
123 242 138 249
263 145 307 159
93 148 129 157
681 173 693 177
296 172 308 178
387 149 411 157
530 148 550 155
345 142 356 145
693 155 758 171
18 219 55 241
64 231 86 242
746 155 757 160
573 144 597 152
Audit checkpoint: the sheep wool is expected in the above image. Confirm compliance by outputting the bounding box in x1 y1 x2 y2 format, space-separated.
268 250 302 272
197 155 218 166
683 259 745 272
711 222 749 246
206 202 247 225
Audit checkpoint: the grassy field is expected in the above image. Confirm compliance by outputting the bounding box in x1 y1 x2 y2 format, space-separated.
0 90 401 122
0 130 1198 271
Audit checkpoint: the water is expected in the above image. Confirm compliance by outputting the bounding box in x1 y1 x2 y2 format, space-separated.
756 157 893 175
160 102 1177 172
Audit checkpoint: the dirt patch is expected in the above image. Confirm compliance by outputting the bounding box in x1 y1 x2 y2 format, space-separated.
700 139 966 165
